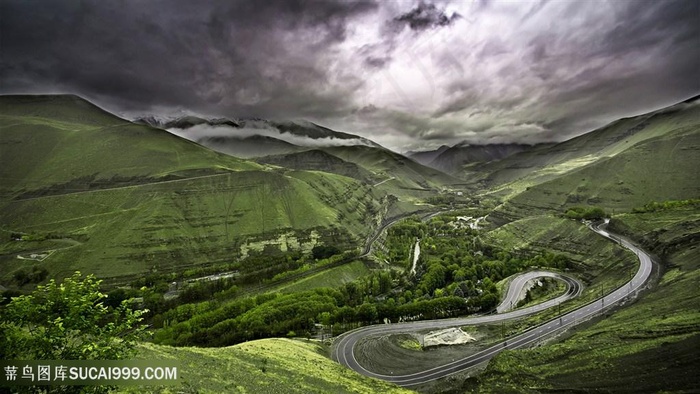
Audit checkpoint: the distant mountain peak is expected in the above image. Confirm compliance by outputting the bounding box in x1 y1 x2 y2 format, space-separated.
408 142 538 171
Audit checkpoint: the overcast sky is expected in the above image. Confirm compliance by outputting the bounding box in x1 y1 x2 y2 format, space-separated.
2 0 698 152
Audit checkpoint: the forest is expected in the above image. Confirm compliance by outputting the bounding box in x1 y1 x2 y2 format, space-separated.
151 212 571 347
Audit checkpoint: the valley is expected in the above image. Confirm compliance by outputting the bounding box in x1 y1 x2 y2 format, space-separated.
333 221 651 387
0 94 698 393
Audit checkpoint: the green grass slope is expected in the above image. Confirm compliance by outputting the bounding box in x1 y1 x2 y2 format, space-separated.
484 216 636 291
486 100 700 223
469 96 700 200
130 339 413 394
256 149 374 182
274 260 371 293
1 169 380 280
0 95 259 196
496 123 699 219
321 145 458 191
0 95 390 284
468 205 700 393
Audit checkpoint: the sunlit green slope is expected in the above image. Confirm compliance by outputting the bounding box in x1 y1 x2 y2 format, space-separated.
0 95 260 196
469 205 700 393
479 97 700 222
130 339 413 394
321 145 458 190
0 95 391 284
469 96 700 203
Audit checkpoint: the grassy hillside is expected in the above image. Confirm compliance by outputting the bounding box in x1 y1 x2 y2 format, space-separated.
484 216 636 292
452 100 700 392
273 260 371 293
428 143 538 175
0 95 394 285
494 126 699 222
0 168 383 282
256 145 461 216
6 94 696 393
257 149 374 182
466 205 700 393
469 97 700 202
321 145 458 191
130 339 412 394
0 95 259 196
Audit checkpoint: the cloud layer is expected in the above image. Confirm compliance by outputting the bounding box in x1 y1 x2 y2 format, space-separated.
168 124 376 149
1 0 698 152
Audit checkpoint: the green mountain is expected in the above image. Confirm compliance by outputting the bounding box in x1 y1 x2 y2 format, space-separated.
0 95 259 197
467 96 700 219
321 145 459 191
0 95 416 285
5 94 697 393
426 143 542 174
256 149 374 182
471 203 700 393
465 97 700 392
406 144 451 166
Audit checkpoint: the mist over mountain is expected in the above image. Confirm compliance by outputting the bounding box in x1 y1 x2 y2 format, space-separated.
135 115 382 158
135 115 240 129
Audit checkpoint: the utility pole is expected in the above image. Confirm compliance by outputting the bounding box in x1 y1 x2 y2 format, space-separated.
629 267 633 288
558 302 562 324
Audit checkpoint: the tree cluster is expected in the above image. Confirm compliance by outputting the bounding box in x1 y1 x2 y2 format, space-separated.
632 199 700 213
151 213 571 348
564 206 608 220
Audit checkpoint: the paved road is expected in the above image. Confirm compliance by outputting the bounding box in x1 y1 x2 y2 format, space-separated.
496 270 581 313
332 220 653 386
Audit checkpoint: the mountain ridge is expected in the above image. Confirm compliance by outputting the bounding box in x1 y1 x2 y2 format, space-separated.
135 114 381 148
429 142 546 174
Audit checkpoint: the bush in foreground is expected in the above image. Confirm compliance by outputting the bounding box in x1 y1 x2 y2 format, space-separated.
1 271 147 360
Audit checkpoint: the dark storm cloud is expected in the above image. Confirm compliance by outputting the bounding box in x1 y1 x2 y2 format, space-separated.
358 2 462 72
1 0 698 151
420 0 700 145
0 0 377 118
529 0 700 138
393 2 461 31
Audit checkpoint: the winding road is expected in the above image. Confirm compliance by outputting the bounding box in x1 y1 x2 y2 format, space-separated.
332 220 654 387
496 270 582 314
